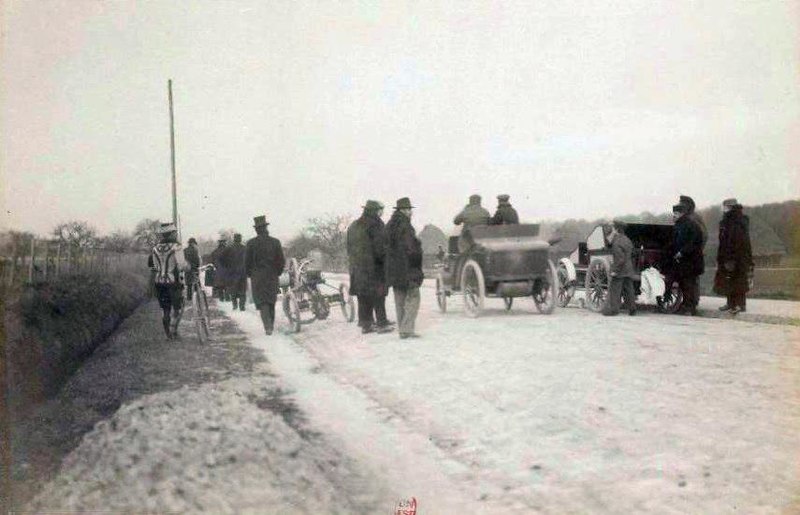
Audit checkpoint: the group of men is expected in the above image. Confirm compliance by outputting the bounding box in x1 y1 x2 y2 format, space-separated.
149 216 286 339
346 197 424 339
601 194 753 317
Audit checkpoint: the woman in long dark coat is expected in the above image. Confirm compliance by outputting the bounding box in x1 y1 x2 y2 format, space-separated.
715 199 753 314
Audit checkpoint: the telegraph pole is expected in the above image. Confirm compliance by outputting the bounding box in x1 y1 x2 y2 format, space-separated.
168 79 178 228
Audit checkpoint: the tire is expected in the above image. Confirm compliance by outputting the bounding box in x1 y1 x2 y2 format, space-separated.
193 286 211 342
503 297 513 311
585 258 611 313
658 279 684 314
435 275 447 313
283 290 302 333
556 261 576 308
339 283 355 322
533 260 558 315
461 259 485 318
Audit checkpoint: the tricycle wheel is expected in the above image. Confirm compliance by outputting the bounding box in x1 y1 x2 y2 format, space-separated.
461 259 484 317
585 257 611 313
435 275 447 313
556 261 575 308
503 297 513 311
339 283 355 322
657 280 684 313
533 260 558 314
283 290 302 333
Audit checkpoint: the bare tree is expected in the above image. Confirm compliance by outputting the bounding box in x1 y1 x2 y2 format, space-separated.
302 214 352 271
102 230 134 253
133 218 161 250
52 221 97 250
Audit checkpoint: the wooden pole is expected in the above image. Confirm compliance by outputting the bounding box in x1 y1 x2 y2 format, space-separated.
28 238 35 283
55 243 62 277
43 243 49 280
168 79 178 228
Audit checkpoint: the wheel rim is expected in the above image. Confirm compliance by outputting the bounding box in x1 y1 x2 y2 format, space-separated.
556 263 575 307
659 281 684 313
339 284 355 322
436 277 447 312
586 260 609 312
288 293 301 332
533 261 557 314
461 261 484 317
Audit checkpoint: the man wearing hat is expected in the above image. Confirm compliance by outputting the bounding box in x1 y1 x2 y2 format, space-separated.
669 202 705 315
346 200 393 334
490 194 520 225
183 237 201 301
222 233 248 311
715 198 753 314
245 216 286 335
453 194 491 228
147 222 189 339
209 239 228 299
679 194 708 246
602 221 637 316
385 198 424 339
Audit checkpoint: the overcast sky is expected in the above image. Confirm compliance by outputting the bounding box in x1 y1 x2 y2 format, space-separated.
2 0 799 241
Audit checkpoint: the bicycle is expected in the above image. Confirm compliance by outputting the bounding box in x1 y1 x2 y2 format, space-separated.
189 264 214 342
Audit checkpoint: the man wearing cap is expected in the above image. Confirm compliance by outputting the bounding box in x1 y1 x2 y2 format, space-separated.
209 239 228 300
346 200 393 334
245 216 286 335
453 194 491 228
679 195 708 246
716 198 753 314
386 198 424 339
602 221 637 316
183 237 201 301
490 194 520 225
669 203 705 315
222 233 248 311
147 222 189 339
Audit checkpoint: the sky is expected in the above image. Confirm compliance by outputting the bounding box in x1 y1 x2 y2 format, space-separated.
2 0 799 242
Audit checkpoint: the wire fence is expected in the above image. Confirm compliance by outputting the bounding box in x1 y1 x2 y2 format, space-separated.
1 238 147 288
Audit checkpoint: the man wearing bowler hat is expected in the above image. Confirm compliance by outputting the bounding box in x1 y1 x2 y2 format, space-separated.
245 215 286 335
385 197 424 339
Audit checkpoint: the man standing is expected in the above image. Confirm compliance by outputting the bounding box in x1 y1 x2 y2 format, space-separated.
183 237 201 301
209 239 227 299
679 195 708 246
147 222 188 339
245 216 285 335
602 221 637 316
490 194 520 225
346 200 393 334
223 233 248 311
671 203 705 315
716 198 753 314
386 197 424 339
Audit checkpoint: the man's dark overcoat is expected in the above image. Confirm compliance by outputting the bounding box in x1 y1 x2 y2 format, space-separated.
209 245 226 287
385 211 423 289
716 207 753 293
671 215 705 278
245 233 286 307
346 212 387 297
222 241 247 295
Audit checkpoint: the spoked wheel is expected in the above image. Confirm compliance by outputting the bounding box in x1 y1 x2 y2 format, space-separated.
435 275 447 313
585 258 611 313
503 297 513 311
282 290 302 333
461 259 485 318
339 283 355 322
533 260 558 314
556 261 576 308
658 280 684 313
193 286 211 342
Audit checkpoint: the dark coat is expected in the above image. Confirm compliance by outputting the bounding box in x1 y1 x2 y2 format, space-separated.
716 208 753 293
453 204 491 227
385 211 423 289
672 215 705 278
209 245 226 287
245 233 286 307
610 233 636 279
183 244 201 270
490 203 520 225
346 212 387 297
221 241 247 295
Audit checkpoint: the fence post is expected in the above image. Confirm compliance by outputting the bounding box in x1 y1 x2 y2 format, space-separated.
28 238 36 283
7 243 15 287
55 243 62 277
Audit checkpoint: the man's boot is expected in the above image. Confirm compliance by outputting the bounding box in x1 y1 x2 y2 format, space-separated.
239 297 246 311
162 316 172 339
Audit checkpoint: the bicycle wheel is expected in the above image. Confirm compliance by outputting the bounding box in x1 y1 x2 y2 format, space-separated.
193 285 211 342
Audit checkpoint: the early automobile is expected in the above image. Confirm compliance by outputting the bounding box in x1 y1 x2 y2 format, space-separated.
555 222 683 313
280 257 355 332
434 224 558 317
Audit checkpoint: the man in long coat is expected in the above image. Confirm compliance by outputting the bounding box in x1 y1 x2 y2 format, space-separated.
602 221 637 316
245 216 285 334
209 239 227 299
670 203 705 315
346 200 392 334
490 194 520 225
716 198 753 314
386 197 424 339
679 194 708 246
222 233 248 311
